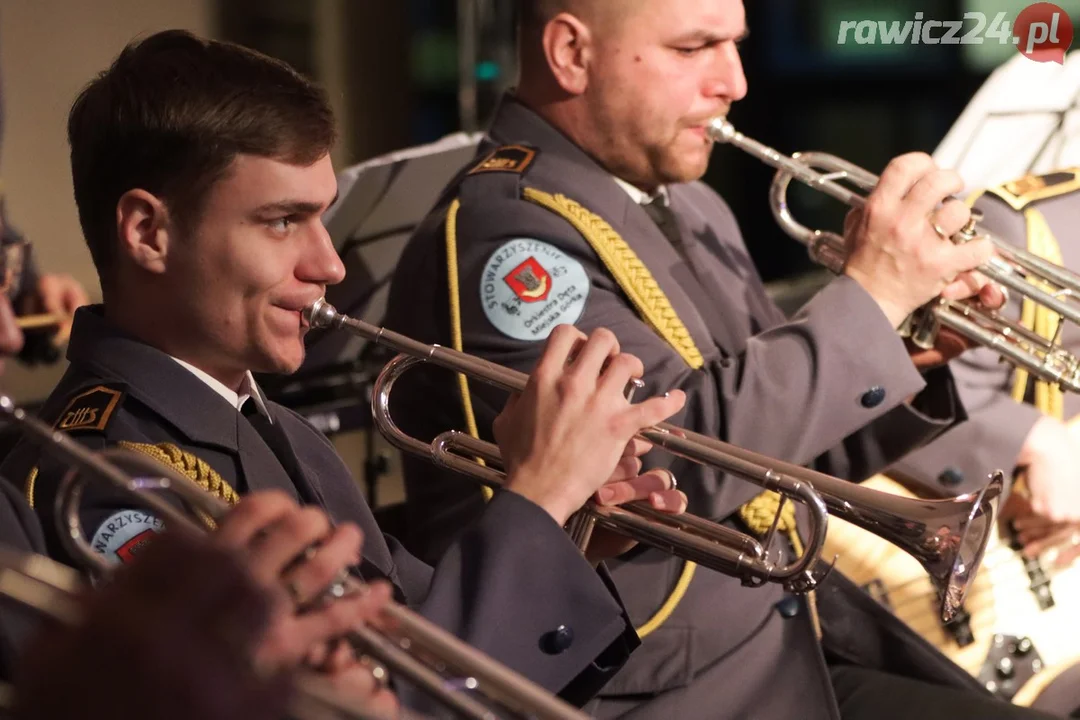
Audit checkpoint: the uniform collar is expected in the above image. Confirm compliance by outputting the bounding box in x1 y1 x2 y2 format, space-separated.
613 176 670 207
168 356 270 420
487 95 672 209
63 305 267 451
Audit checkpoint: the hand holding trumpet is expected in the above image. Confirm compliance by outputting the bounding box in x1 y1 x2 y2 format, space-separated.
841 154 1006 367
495 325 688 559
211 491 402 719
11 493 402 720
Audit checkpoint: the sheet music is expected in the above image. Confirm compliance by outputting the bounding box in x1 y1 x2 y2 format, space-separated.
934 50 1080 191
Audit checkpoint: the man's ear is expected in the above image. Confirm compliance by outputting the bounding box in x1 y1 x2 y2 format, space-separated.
543 12 594 95
116 189 172 274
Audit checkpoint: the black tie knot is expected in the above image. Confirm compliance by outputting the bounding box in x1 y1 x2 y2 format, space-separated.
240 397 259 418
641 196 683 250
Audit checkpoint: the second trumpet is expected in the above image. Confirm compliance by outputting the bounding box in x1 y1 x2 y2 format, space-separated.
708 117 1080 394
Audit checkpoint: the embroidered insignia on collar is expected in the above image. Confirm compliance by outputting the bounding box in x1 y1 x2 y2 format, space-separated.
468 145 538 176
990 168 1080 210
54 384 125 434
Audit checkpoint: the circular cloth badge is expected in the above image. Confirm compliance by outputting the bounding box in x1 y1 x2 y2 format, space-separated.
480 239 590 342
90 509 166 566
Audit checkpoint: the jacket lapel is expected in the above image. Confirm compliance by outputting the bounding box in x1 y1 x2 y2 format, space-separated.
66 306 301 498
272 407 397 579
234 419 304 498
668 185 775 352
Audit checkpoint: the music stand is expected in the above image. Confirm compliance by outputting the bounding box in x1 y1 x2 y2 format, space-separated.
263 131 484 504
934 50 1080 191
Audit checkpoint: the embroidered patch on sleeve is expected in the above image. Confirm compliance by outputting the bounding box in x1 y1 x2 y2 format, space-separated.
90 509 166 566
467 145 538 175
480 239 590 341
54 385 125 433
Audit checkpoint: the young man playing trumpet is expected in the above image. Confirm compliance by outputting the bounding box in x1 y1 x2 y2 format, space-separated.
0 28 690 715
0 279 400 718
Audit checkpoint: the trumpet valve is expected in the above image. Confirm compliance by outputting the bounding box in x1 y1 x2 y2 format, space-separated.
956 208 984 241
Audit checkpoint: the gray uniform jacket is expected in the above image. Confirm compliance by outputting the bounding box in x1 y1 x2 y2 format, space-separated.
0 305 641 709
382 96 987 718
890 172 1080 497
0 481 45 682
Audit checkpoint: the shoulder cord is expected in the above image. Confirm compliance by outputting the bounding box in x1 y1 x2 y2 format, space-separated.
445 190 818 639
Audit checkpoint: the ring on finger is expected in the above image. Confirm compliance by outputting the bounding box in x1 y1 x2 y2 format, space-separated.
285 578 306 607
657 468 677 491
929 218 949 240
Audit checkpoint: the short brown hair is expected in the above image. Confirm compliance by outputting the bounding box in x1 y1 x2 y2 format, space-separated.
67 29 336 287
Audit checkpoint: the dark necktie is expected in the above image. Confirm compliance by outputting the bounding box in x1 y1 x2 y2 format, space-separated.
242 399 383 587
241 397 320 505
640 196 686 256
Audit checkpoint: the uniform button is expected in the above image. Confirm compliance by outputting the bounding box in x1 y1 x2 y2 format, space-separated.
860 386 886 408
775 595 800 618
540 625 574 654
938 467 964 488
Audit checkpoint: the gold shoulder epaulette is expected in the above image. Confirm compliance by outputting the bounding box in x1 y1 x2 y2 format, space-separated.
986 168 1080 211
467 144 538 176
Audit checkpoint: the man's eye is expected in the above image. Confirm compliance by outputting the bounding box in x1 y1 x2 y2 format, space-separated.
268 217 293 233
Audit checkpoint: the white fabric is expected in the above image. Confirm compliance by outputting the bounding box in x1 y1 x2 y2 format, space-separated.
613 176 671 206
168 356 270 419
933 50 1080 192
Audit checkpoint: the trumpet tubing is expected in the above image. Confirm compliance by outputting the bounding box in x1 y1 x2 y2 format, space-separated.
304 299 1000 623
707 118 1080 394
0 395 587 720
0 546 393 720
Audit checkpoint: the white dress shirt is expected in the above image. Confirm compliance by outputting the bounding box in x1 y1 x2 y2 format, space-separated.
613 176 671 207
168 356 272 421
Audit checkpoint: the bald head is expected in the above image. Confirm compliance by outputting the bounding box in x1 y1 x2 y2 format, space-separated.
519 0 641 44
513 0 748 190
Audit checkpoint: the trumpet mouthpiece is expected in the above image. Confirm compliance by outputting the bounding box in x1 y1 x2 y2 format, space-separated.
302 298 340 330
707 117 736 143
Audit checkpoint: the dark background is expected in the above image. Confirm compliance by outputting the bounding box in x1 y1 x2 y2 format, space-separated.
216 0 1077 285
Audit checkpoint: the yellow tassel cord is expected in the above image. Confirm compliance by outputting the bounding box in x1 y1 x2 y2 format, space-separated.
444 198 493 502
1008 206 1066 422
117 441 240 529
520 189 819 637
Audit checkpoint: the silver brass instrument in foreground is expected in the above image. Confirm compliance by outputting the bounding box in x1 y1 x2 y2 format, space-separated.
0 394 588 720
305 299 1003 622
0 546 392 720
708 118 1080 394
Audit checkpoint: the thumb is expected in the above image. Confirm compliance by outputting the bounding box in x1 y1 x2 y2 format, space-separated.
626 389 686 434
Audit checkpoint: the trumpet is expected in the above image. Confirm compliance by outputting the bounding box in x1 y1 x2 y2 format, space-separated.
0 546 394 720
305 299 1003 623
707 118 1080 393
0 395 589 720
